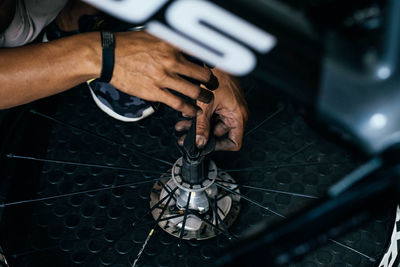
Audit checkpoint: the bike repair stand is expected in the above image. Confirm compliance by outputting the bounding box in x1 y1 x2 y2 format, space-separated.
150 118 241 240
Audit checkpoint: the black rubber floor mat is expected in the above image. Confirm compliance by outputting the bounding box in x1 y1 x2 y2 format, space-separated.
2 77 394 267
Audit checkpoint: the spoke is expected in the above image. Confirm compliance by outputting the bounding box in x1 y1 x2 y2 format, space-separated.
6 154 164 175
104 115 174 166
216 183 286 219
150 187 178 212
216 184 374 262
329 239 376 262
159 181 177 201
216 185 242 201
30 109 173 166
220 161 348 173
132 187 179 228
9 245 58 259
217 205 226 216
160 182 173 193
29 109 377 266
245 106 284 136
215 178 236 185
206 195 237 241
189 210 234 240
123 148 173 167
133 213 185 228
178 192 192 245
216 181 318 199
0 178 165 208
133 186 176 267
132 229 154 267
242 185 318 199
284 142 314 161
30 109 119 145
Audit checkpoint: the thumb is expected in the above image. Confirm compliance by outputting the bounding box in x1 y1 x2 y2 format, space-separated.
195 101 212 148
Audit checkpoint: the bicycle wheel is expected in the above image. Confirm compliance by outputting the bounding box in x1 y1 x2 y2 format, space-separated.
0 76 395 267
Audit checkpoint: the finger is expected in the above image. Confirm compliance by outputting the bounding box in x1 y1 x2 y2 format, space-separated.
163 76 214 104
178 134 186 146
215 124 244 152
176 58 219 90
213 121 230 137
175 120 192 132
196 105 212 148
159 89 202 116
215 139 237 151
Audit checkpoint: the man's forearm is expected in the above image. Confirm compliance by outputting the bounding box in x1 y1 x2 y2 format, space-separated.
0 32 101 109
0 29 217 117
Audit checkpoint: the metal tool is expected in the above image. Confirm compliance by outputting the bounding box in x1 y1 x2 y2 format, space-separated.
150 114 240 240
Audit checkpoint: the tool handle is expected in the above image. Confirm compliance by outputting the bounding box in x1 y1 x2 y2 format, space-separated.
183 117 200 158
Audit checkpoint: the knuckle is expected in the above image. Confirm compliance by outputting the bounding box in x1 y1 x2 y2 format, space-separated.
168 58 178 69
163 55 179 69
156 73 170 86
173 100 186 111
232 143 241 151
193 87 202 99
165 59 175 69
230 137 242 151
196 120 208 128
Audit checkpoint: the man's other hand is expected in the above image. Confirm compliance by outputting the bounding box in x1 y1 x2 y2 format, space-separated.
175 68 249 151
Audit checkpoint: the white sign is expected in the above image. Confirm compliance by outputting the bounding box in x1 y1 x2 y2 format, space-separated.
83 0 277 75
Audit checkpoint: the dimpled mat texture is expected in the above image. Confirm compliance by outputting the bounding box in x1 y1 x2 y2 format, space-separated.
5 76 394 267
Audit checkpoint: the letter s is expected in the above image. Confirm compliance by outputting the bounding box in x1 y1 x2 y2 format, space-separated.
147 0 276 75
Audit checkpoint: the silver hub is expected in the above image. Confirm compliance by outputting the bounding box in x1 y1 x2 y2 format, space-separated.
150 158 240 240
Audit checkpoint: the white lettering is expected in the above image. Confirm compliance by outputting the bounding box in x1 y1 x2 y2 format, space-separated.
83 0 277 75
162 0 276 75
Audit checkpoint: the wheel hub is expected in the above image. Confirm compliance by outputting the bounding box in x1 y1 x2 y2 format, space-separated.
150 157 241 240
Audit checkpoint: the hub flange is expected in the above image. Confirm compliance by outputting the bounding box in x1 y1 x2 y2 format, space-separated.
150 159 240 240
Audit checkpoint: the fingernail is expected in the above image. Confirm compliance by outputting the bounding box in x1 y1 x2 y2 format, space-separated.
197 109 203 116
206 73 219 90
198 89 214 104
178 138 184 146
196 135 206 148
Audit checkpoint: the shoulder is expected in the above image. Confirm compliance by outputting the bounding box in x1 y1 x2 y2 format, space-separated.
0 0 68 47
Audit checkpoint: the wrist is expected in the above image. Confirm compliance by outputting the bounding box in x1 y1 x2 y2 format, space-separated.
80 32 102 80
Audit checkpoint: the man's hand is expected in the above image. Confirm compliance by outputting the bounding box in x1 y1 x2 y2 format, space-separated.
110 31 217 117
175 68 249 151
0 31 216 110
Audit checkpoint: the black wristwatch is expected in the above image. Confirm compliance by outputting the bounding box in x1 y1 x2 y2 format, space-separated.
99 31 115 83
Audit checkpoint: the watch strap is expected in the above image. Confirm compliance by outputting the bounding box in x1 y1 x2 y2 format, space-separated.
99 31 115 83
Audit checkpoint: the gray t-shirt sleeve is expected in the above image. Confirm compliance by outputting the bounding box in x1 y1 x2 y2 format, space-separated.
0 0 68 47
